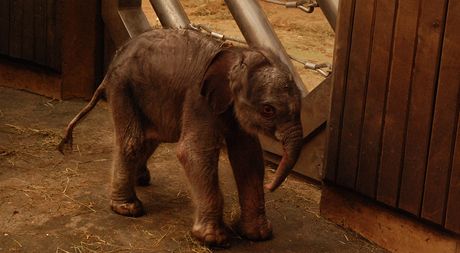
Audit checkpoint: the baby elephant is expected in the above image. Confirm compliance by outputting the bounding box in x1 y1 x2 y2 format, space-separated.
59 29 303 247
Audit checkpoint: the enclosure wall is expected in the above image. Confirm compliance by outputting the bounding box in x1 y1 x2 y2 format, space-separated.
0 0 103 99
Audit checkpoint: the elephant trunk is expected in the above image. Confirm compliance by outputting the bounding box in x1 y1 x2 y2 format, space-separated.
265 122 303 192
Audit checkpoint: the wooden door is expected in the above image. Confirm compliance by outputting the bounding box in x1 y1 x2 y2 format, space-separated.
325 0 460 234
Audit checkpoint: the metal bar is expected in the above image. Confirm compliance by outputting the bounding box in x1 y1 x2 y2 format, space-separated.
316 0 338 30
224 0 308 95
149 0 190 29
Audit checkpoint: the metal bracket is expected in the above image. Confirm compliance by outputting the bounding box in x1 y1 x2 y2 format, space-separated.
263 0 319 14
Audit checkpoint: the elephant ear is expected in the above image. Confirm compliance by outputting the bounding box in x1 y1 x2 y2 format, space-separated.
201 49 243 115
201 49 268 114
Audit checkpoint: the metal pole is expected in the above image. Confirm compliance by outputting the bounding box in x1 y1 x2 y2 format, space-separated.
316 0 338 31
149 0 190 29
224 0 307 95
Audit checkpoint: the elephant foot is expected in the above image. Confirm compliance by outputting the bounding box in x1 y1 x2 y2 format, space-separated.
136 167 151 186
192 222 230 248
110 198 144 217
236 215 272 241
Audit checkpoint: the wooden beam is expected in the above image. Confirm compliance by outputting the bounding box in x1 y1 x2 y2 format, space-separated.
376 0 420 207
356 0 397 198
321 185 460 253
60 0 103 99
336 0 377 189
324 0 356 182
420 0 458 224
33 0 47 66
300 76 331 138
0 58 61 99
45 0 60 71
400 0 449 218
9 0 23 59
443 0 460 234
0 0 9 55
21 0 34 60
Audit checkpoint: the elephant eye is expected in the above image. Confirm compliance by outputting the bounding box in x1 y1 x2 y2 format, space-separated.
261 104 276 118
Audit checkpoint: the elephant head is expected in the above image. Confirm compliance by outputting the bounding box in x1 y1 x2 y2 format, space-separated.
201 47 303 192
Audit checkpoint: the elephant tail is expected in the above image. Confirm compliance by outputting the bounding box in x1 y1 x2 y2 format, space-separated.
58 80 106 154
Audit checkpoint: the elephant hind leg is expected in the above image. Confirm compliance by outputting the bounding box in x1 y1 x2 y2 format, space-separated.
109 87 147 217
136 140 159 186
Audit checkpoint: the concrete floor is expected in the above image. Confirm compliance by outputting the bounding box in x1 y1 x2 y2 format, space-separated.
0 87 385 252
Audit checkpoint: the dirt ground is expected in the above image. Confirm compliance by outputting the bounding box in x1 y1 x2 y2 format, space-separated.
0 1 385 253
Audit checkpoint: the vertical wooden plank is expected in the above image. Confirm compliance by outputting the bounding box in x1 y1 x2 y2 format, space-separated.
398 0 449 218
446 112 460 234
355 0 397 198
8 0 23 58
376 0 420 207
21 0 34 60
33 0 47 65
0 0 10 55
61 0 103 99
54 0 62 71
45 0 55 67
336 0 376 189
46 0 61 71
424 0 460 227
324 0 356 182
444 0 460 235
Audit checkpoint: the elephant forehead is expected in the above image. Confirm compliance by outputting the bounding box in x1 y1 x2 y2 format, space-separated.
250 67 292 92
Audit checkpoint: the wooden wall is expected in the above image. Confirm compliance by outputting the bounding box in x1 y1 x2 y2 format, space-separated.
325 0 460 234
0 0 61 71
0 0 103 99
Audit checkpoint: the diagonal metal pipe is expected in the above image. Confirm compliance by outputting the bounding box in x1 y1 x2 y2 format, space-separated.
316 0 338 31
224 0 307 95
149 0 191 29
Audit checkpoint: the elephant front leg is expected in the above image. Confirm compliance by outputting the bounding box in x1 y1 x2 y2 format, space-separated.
225 129 272 241
176 140 229 247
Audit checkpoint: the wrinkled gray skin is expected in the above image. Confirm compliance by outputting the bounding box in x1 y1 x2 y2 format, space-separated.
59 29 303 247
